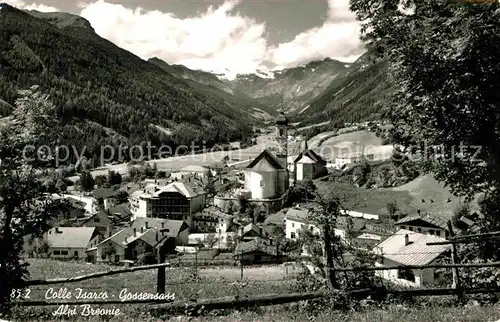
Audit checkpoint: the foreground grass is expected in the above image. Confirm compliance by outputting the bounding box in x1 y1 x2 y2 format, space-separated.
7 259 499 321
8 302 500 321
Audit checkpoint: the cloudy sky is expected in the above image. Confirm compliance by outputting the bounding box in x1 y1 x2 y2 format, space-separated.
6 0 365 78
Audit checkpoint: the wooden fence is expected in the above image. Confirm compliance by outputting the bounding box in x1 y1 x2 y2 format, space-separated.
10 227 500 314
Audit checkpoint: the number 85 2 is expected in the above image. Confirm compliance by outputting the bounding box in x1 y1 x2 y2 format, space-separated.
10 288 31 299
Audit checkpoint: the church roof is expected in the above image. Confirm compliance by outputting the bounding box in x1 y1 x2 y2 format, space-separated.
246 149 286 171
293 149 327 165
276 109 288 125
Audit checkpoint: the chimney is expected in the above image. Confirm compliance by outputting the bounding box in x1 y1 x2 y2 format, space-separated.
404 234 410 246
133 228 136 236
145 221 149 229
156 231 158 241
141 227 144 233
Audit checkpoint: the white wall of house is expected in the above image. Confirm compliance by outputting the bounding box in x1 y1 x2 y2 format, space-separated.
130 196 149 221
95 241 126 263
285 217 344 241
335 157 352 169
103 197 115 210
397 224 446 237
217 217 232 234
341 210 379 221
49 247 86 259
375 260 438 288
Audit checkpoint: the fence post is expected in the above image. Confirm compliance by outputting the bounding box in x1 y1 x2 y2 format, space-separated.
195 247 198 278
240 252 244 280
157 246 166 294
447 221 462 300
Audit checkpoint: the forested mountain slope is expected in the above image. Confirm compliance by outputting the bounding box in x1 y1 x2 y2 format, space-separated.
0 4 254 166
296 52 392 128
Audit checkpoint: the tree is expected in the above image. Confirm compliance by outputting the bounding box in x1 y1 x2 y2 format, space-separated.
283 179 317 207
386 200 399 220
349 0 500 259
115 190 129 204
307 188 343 289
94 175 106 188
79 170 95 192
204 170 217 197
107 170 122 186
55 179 67 192
0 86 68 308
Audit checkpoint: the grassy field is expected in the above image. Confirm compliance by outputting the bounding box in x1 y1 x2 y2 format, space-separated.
176 304 500 322
387 174 481 220
315 181 413 217
309 130 383 160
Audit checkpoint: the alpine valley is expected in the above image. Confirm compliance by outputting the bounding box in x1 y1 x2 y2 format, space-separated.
0 3 389 165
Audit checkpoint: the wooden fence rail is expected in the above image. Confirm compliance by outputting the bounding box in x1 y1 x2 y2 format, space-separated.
23 263 171 286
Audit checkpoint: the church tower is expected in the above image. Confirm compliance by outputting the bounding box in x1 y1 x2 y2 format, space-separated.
275 108 288 167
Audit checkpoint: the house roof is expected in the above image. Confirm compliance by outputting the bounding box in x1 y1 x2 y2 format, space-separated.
98 226 172 249
246 149 285 171
285 208 310 223
131 218 189 237
234 238 276 256
373 229 451 266
242 223 265 237
119 183 141 195
293 150 326 165
132 181 205 199
93 187 119 199
97 227 131 248
46 227 97 249
396 214 448 229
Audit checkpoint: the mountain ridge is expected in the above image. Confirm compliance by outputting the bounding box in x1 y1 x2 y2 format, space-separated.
0 4 255 166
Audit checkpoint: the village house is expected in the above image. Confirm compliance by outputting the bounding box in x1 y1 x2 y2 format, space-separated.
78 203 132 235
192 206 234 234
334 152 375 170
171 165 214 180
44 227 101 260
340 209 380 221
129 181 206 225
292 141 328 182
131 218 190 245
234 237 281 265
238 223 273 242
93 187 119 210
396 214 450 238
373 229 451 287
336 216 392 249
88 218 189 263
284 207 346 241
